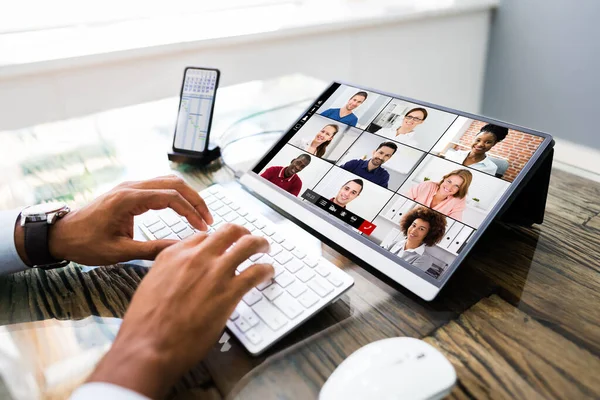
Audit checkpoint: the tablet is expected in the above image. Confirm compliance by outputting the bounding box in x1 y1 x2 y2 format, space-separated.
240 82 554 300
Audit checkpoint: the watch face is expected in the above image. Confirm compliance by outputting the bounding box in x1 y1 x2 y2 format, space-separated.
22 202 67 217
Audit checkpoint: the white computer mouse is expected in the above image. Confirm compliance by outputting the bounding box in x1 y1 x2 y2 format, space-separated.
319 337 456 400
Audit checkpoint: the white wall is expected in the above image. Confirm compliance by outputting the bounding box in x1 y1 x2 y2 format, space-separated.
0 9 491 131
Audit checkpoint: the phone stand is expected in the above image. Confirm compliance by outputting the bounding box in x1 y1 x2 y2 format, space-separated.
497 145 554 226
167 146 222 167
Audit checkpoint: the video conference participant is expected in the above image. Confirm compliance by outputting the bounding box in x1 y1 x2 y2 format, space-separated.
407 169 472 221
377 107 428 147
381 206 446 271
260 154 312 196
320 91 368 127
340 141 398 188
291 124 339 158
443 124 509 176
331 179 363 208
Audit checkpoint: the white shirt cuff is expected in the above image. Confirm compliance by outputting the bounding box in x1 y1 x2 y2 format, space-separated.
70 383 151 400
0 208 30 275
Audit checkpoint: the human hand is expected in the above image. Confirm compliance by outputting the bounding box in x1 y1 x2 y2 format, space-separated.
46 175 214 266
87 224 273 398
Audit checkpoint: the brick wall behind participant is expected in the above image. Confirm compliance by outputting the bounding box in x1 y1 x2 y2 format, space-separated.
455 120 545 182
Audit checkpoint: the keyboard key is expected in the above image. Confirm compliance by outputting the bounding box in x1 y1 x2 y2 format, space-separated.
216 207 232 217
210 215 223 226
303 257 319 268
307 278 333 297
257 254 274 265
286 281 308 298
298 290 319 308
292 248 306 259
142 213 160 227
249 253 263 262
209 202 224 211
154 227 172 239
209 186 220 194
245 224 256 232
273 263 285 277
272 233 285 243
245 329 262 345
234 318 251 333
263 283 284 301
237 207 248 216
171 221 188 233
205 196 218 205
268 244 283 257
315 264 330 277
178 227 195 239
243 289 263 306
164 233 180 241
327 273 345 287
275 271 295 288
273 293 304 319
257 279 273 291
224 213 238 223
245 213 258 223
222 197 232 205
253 219 266 229
214 192 225 199
148 221 166 233
252 300 288 331
262 225 276 236
240 309 260 327
229 202 240 211
296 267 316 283
284 259 303 273
159 209 182 227
229 310 239 320
281 240 295 251
237 259 253 273
275 252 293 265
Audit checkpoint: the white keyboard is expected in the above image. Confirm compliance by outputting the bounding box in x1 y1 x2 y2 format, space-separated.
137 184 354 355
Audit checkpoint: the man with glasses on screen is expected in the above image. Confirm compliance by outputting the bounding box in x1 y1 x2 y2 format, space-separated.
340 142 397 188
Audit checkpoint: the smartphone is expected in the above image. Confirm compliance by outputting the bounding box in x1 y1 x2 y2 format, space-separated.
172 67 220 154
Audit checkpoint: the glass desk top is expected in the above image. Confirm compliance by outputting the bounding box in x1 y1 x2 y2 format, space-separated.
1 74 599 399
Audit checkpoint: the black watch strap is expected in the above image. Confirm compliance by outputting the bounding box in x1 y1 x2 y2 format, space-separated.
23 220 67 269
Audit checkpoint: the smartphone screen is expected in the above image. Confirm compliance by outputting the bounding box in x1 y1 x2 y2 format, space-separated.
173 68 219 153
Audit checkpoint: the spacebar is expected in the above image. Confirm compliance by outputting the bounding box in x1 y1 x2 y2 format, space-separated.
252 300 288 331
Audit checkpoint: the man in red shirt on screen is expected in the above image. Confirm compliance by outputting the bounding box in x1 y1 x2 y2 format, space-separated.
260 154 312 196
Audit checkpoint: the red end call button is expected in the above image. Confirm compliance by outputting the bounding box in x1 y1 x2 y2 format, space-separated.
358 221 376 235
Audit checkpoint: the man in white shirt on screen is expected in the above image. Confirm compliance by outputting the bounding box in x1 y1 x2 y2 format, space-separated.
0 176 273 400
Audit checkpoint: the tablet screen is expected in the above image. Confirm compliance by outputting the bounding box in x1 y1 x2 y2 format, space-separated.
252 83 549 284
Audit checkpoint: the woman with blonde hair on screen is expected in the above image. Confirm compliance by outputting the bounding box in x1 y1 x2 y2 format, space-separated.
291 123 339 158
382 206 447 271
407 169 472 221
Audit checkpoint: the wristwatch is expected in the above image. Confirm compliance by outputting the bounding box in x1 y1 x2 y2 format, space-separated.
20 202 71 269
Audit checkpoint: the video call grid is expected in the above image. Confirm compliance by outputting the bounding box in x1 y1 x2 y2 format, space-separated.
256 83 546 281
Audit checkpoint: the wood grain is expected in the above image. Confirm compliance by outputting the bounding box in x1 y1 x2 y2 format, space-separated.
1 166 600 399
425 295 600 399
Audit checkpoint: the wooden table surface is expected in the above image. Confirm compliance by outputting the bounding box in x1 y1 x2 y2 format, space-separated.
0 76 599 399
